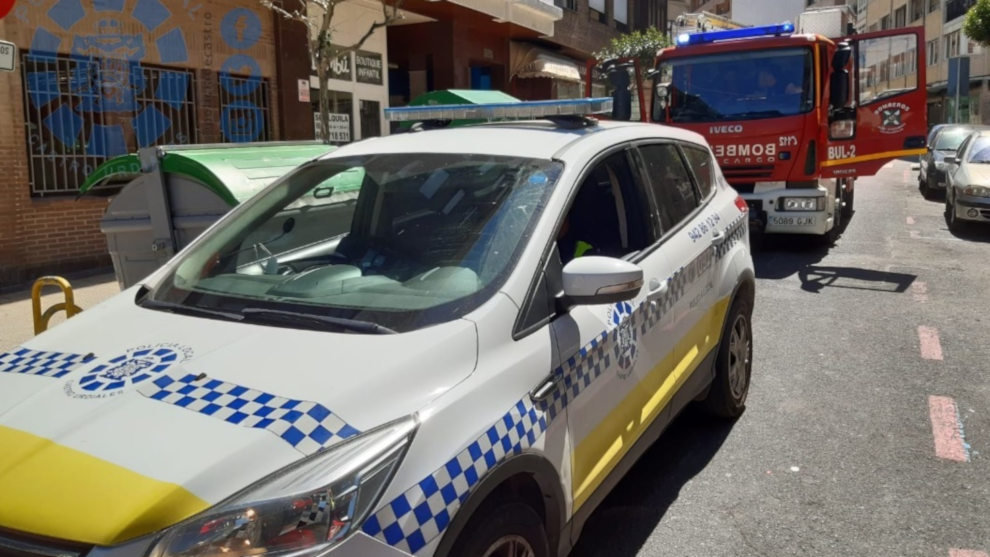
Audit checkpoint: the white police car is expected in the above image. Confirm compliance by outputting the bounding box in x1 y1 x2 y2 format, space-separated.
0 99 755 557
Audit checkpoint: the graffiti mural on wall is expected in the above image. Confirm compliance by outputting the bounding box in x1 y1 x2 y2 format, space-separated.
18 0 271 193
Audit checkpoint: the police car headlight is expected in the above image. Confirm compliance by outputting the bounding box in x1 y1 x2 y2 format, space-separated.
963 185 990 198
780 197 824 211
150 417 416 557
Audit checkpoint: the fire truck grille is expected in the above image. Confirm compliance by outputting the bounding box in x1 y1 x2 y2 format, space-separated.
721 165 775 179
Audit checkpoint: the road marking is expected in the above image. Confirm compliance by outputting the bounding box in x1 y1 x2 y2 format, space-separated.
918 326 943 360
949 549 988 557
906 216 916 225
911 281 928 303
929 396 970 462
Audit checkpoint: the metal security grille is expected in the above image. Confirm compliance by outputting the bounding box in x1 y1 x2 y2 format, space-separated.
218 74 272 143
21 52 197 196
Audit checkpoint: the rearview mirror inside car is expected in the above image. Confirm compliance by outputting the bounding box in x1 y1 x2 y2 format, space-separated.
561 256 643 306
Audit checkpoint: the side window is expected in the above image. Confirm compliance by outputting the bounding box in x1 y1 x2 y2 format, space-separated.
556 150 654 264
681 146 716 200
956 135 974 161
638 143 700 232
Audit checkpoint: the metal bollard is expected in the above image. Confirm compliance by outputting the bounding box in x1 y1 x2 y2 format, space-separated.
31 276 83 335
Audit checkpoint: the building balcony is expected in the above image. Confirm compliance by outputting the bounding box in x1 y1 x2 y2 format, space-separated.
945 0 976 23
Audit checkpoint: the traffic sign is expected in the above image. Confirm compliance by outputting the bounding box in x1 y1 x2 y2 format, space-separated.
0 40 16 72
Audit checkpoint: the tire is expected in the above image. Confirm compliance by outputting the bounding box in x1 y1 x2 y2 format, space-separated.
702 296 753 418
946 190 964 234
448 501 549 557
920 173 932 199
841 186 854 220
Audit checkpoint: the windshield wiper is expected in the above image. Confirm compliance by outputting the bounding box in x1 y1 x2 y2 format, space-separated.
240 307 397 334
730 110 784 119
139 298 244 321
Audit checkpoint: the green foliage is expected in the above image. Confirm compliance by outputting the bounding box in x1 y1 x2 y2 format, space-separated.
964 0 990 46
594 26 669 75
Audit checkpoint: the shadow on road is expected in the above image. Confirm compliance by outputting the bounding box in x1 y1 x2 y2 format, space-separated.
947 222 990 243
797 266 916 293
752 235 830 280
570 406 738 557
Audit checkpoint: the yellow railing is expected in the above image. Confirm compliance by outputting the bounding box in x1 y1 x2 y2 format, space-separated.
31 276 82 335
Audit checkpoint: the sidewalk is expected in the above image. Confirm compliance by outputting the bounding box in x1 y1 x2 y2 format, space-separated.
0 272 121 352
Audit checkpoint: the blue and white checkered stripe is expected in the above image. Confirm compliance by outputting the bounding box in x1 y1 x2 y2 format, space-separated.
715 215 748 259
0 347 91 379
137 373 360 455
362 399 547 554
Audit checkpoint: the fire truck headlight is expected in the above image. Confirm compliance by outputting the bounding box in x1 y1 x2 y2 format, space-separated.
780 197 823 211
829 120 855 139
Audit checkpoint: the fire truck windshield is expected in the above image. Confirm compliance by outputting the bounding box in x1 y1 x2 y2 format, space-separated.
658 47 814 123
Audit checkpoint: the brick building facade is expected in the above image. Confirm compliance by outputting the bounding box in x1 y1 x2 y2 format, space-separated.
0 0 290 286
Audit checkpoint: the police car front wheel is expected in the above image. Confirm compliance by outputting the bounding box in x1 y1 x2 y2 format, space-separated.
449 500 549 557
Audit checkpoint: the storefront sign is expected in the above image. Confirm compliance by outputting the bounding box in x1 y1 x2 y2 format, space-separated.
315 112 351 143
355 50 383 85
0 39 14 72
329 47 352 81
298 79 310 102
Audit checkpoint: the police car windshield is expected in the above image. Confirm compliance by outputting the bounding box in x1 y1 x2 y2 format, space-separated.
148 153 561 333
659 47 814 123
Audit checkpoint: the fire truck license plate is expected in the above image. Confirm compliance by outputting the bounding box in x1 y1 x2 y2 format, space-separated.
769 216 815 226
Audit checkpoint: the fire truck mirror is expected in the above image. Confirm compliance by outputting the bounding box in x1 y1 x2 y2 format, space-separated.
609 68 633 121
830 70 850 110
832 42 852 71
653 85 670 121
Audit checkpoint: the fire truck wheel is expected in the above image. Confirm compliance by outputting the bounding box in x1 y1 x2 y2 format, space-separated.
841 188 854 220
702 296 752 418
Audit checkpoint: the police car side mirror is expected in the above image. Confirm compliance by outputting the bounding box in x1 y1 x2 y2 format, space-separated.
562 256 643 306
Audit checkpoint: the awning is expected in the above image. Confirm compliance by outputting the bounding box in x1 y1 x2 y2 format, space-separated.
510 42 584 84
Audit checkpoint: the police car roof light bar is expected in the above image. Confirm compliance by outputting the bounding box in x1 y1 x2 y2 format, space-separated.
384 97 614 122
675 22 795 46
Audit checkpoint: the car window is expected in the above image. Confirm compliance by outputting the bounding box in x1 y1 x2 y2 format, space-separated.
681 145 716 199
934 128 971 151
965 136 990 163
556 150 654 264
956 135 975 160
638 143 700 232
149 154 563 333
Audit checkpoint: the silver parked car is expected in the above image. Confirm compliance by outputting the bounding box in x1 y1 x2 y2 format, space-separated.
920 124 979 199
944 129 990 232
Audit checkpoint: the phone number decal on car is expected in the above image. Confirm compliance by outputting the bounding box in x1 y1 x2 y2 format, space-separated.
688 213 722 242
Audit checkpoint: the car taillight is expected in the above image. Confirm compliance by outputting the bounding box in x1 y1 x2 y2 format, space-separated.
734 195 749 213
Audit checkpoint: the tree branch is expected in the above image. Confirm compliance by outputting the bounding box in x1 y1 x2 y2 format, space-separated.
330 0 405 59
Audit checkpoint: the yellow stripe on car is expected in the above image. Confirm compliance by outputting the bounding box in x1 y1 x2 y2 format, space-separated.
571 297 730 509
0 426 209 545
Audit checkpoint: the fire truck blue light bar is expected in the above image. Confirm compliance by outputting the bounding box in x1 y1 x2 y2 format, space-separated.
384 97 614 122
676 22 795 46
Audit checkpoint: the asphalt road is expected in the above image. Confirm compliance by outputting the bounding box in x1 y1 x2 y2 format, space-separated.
572 160 990 557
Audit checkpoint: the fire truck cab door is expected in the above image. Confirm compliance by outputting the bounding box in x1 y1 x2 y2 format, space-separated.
823 27 927 178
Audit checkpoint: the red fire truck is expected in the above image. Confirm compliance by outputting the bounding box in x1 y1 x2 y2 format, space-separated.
592 17 928 243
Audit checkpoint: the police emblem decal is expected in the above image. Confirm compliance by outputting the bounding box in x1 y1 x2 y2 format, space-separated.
607 301 639 378
66 344 192 399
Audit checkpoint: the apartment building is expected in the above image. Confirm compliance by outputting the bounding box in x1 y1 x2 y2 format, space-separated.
861 0 983 126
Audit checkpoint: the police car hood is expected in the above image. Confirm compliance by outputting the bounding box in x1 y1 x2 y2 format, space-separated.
0 290 478 546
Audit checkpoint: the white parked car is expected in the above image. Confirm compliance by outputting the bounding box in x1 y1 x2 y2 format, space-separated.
944 128 990 233
0 100 755 557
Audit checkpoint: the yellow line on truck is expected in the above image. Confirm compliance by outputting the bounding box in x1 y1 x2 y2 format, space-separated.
821 148 926 167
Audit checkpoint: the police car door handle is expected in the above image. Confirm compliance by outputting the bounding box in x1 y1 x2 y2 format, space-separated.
647 278 669 301
530 373 560 402
711 230 727 246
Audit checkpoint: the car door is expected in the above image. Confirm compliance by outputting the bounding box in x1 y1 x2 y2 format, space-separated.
633 141 721 416
540 145 679 518
823 28 928 178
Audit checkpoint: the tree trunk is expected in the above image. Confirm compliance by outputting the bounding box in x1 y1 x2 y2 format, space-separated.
317 58 331 145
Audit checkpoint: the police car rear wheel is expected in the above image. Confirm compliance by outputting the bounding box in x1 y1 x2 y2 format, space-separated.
703 298 752 418
452 501 549 557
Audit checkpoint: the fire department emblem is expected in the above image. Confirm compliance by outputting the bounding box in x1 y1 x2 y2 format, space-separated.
65 344 192 399
874 101 910 134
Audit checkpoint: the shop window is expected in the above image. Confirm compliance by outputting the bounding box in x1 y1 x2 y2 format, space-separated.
21 52 197 196
218 73 272 143
470 66 493 90
360 100 382 139
313 91 354 145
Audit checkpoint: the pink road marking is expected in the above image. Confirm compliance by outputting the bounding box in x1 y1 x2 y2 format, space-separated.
907 216 916 225
912 281 928 303
929 396 969 462
919 326 944 360
949 549 988 557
